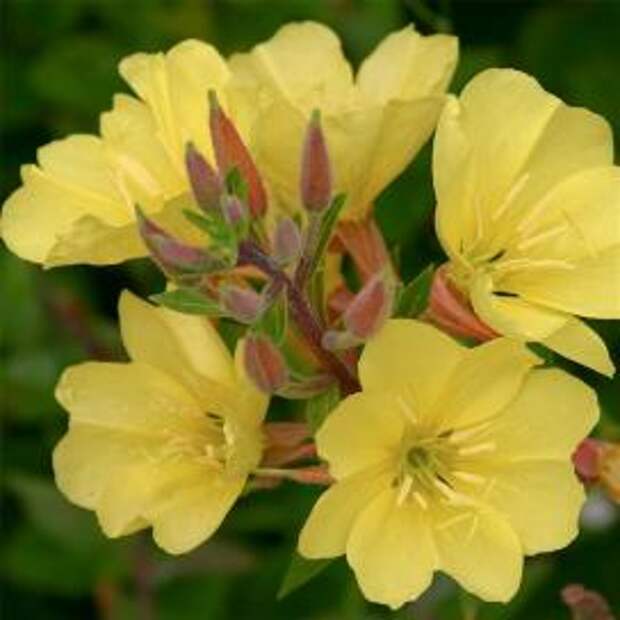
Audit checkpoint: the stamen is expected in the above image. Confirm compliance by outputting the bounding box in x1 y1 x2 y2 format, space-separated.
516 222 568 251
452 470 486 485
492 173 530 222
448 420 493 445
457 441 496 456
396 475 413 506
396 395 417 423
412 491 429 510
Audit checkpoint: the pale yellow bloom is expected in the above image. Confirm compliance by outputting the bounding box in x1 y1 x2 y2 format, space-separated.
299 320 597 608
53 291 267 554
2 22 457 267
433 69 620 376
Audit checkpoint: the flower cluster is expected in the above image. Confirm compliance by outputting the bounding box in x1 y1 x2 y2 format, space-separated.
2 21 619 610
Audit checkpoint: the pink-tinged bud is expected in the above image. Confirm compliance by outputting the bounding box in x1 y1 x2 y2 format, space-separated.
208 91 267 217
344 273 393 340
244 335 288 393
221 195 247 227
573 439 620 504
273 217 302 265
573 439 604 483
427 265 498 342
220 285 262 323
185 142 222 213
288 466 333 486
264 422 310 448
321 329 361 351
562 584 615 620
135 207 219 278
300 110 332 212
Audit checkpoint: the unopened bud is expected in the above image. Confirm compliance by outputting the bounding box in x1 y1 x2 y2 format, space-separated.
300 110 332 212
221 194 247 228
220 285 262 324
273 217 302 265
244 335 288 393
208 90 267 217
562 584 615 620
321 329 361 351
344 273 393 339
185 142 222 213
573 439 620 504
135 207 219 279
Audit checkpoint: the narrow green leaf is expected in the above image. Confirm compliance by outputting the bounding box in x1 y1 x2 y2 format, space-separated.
277 552 334 600
311 193 346 273
151 288 224 316
183 209 237 259
395 264 434 317
255 295 288 345
225 166 249 201
305 383 341 433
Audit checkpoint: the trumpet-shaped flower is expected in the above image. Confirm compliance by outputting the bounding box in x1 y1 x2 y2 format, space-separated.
433 69 620 375
1 22 457 267
53 291 267 554
299 320 598 608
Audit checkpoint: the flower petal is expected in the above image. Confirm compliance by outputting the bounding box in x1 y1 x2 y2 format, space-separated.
316 392 405 479
434 337 540 431
357 26 457 103
298 467 389 559
542 318 615 376
359 320 464 411
472 461 585 555
432 503 522 602
347 488 436 609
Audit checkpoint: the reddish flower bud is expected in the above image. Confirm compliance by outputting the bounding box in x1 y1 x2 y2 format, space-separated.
135 207 220 279
573 439 620 504
344 272 394 340
208 90 267 217
562 584 615 620
244 335 288 393
185 142 222 213
427 265 498 342
220 285 262 324
273 217 302 265
221 195 247 228
300 110 332 213
321 329 361 351
573 439 604 483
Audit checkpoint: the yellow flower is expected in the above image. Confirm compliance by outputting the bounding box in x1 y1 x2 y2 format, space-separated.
299 320 597 608
2 22 457 267
53 291 267 554
433 68 620 376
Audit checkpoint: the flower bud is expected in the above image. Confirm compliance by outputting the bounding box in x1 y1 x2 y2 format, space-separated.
185 142 222 213
244 335 288 393
208 90 267 217
273 217 302 265
135 207 220 279
427 266 498 342
562 584 614 620
300 110 332 213
344 272 393 340
573 438 620 504
220 285 262 324
221 194 247 228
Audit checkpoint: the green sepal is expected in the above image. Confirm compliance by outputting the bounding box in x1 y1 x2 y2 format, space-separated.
305 383 341 433
277 552 334 600
150 288 224 316
395 263 434 317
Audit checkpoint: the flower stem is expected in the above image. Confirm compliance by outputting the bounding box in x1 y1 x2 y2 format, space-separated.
238 240 360 395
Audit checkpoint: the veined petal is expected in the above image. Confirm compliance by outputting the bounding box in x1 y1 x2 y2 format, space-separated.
480 368 599 462
347 487 436 609
357 26 457 103
434 337 539 431
119 291 234 389
359 320 463 411
432 502 522 602
472 461 585 555
316 392 405 479
298 467 390 559
542 318 615 376
229 22 354 111
470 271 569 340
119 40 230 165
2 137 134 265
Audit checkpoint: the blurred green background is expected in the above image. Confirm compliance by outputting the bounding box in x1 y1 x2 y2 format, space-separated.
1 1 619 618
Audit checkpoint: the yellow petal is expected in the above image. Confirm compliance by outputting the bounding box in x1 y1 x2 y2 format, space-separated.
298 467 389 559
432 503 522 602
316 392 405 479
119 291 235 391
148 473 244 555
472 461 585 555
119 40 230 164
229 22 353 111
359 319 463 411
434 337 539 431
1 137 133 265
485 368 599 462
542 318 615 376
347 487 436 609
357 26 457 103
470 270 569 340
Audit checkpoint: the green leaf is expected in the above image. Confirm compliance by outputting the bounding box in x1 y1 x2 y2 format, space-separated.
305 384 341 433
277 552 334 600
395 264 434 318
311 193 346 273
225 166 248 202
151 288 224 316
183 209 237 260
255 292 288 345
